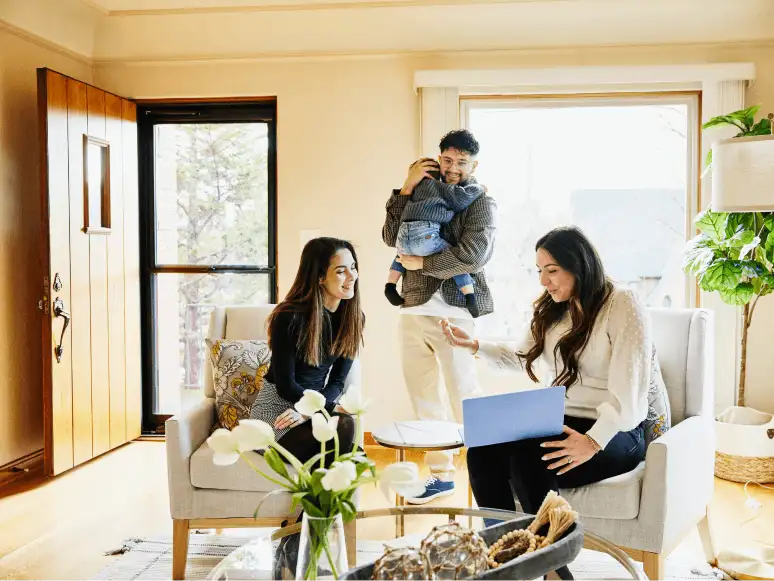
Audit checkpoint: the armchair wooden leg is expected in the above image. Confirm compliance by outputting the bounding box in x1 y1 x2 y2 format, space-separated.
643 552 664 580
173 519 190 580
344 518 357 568
697 508 717 566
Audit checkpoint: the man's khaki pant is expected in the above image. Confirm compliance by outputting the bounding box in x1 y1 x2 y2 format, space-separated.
398 314 480 480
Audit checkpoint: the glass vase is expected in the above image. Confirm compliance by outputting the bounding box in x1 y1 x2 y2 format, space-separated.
296 513 348 580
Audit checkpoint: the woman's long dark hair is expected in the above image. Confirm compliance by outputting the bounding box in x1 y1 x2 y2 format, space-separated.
519 226 613 388
267 237 364 366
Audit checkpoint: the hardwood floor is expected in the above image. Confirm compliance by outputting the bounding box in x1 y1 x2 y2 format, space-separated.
0 442 772 580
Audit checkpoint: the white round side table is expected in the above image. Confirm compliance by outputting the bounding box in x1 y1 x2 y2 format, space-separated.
371 420 472 535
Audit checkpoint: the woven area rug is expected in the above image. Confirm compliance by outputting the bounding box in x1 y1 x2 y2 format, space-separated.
93 533 728 580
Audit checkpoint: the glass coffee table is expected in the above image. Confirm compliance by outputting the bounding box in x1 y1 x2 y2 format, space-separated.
207 506 645 580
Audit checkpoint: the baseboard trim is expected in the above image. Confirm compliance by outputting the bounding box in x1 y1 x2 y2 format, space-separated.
0 449 44 473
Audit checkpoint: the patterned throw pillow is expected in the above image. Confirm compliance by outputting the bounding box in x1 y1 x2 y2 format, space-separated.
205 338 271 430
644 345 672 445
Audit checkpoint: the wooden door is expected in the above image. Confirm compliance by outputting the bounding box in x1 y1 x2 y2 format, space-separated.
37 69 142 476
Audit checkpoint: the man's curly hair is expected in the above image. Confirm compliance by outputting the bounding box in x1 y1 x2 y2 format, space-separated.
439 129 480 157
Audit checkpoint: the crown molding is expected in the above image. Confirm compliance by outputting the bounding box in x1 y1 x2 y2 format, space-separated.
87 0 581 16
0 19 93 65
90 38 774 66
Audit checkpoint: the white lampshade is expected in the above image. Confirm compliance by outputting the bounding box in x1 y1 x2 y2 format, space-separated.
712 134 774 212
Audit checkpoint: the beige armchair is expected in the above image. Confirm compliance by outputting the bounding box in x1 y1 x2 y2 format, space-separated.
166 305 361 579
511 308 717 579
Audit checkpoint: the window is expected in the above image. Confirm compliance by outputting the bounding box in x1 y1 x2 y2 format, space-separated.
462 94 698 338
138 102 277 432
84 135 111 233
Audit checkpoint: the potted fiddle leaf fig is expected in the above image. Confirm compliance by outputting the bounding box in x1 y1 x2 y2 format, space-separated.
684 104 774 483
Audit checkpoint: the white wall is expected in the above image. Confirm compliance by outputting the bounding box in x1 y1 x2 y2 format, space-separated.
94 41 774 429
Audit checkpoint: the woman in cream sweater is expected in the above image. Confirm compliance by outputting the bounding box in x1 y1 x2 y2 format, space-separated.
442 226 656 517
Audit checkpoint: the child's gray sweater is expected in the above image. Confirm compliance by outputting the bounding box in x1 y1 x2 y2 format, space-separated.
400 177 485 224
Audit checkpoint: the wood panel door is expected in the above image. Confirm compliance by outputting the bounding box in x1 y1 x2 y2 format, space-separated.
37 69 142 476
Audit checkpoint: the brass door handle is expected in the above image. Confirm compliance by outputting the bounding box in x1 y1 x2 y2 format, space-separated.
53 297 71 363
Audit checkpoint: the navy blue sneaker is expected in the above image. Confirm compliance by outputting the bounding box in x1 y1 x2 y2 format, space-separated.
405 476 455 505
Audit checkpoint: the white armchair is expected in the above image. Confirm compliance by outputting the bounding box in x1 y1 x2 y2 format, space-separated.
511 308 716 579
166 305 361 579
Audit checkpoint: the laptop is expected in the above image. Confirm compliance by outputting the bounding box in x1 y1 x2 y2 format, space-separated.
461 386 566 448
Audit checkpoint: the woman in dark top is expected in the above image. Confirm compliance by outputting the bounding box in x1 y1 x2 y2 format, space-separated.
249 237 365 466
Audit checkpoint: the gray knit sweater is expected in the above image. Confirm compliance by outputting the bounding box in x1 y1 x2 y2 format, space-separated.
400 177 485 224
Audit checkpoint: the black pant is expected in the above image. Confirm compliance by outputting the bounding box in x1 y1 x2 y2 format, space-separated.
467 415 646 515
276 412 358 468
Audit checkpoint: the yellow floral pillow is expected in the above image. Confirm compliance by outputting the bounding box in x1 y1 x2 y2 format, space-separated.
205 338 271 430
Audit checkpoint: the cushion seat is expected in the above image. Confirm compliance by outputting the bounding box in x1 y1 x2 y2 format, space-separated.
513 462 645 520
190 442 297 492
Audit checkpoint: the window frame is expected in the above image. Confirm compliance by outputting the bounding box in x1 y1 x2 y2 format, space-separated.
460 91 701 338
137 100 278 434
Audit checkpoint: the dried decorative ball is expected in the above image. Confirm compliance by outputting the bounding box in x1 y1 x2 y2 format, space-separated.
372 546 431 580
420 522 488 580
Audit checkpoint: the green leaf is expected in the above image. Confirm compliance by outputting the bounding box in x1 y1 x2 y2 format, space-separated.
702 149 713 177
759 273 774 297
290 491 308 511
723 229 755 249
766 233 774 263
300 499 325 518
719 282 755 306
738 105 761 130
683 236 717 275
702 106 761 132
764 215 774 233
310 470 326 497
748 117 772 136
739 237 761 260
725 213 755 238
263 448 290 481
699 259 742 291
702 115 738 130
696 209 728 242
738 260 766 278
340 499 357 522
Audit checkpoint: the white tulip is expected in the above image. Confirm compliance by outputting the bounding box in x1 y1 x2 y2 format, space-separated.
338 389 369 415
321 461 358 492
207 428 240 466
295 390 326 417
232 419 275 451
379 462 425 499
311 413 339 443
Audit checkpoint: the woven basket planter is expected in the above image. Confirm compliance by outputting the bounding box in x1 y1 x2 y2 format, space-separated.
715 406 774 484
